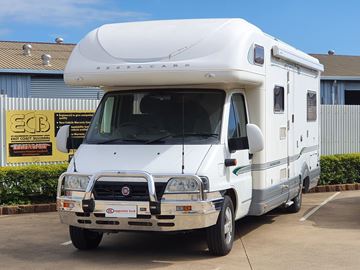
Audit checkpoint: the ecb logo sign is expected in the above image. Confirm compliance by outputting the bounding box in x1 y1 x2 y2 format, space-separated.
10 112 51 133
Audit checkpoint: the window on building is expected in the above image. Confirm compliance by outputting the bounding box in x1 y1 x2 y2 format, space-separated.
274 86 284 113
345 90 360 105
307 91 317 121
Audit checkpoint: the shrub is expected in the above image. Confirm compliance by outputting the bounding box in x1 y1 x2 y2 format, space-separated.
0 164 67 205
320 153 360 185
0 154 359 205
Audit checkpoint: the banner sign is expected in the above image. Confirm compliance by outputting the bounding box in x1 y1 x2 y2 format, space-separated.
6 110 94 163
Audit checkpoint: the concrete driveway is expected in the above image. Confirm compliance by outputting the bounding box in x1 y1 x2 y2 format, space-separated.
0 190 359 270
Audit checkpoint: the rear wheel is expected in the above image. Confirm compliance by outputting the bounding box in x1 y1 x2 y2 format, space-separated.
206 195 235 256
69 226 103 250
287 186 302 213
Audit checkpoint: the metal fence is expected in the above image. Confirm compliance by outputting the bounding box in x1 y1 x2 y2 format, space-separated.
0 98 358 166
0 94 99 166
321 105 360 155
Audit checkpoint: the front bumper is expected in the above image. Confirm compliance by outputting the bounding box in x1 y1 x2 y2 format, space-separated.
57 197 221 232
57 170 222 232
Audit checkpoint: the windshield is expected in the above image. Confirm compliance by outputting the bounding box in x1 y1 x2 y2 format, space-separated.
85 89 225 145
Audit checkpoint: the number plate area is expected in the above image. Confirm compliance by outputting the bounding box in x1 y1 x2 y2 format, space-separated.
105 205 137 218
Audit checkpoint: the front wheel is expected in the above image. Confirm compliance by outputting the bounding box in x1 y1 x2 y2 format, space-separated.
206 195 235 256
69 226 103 250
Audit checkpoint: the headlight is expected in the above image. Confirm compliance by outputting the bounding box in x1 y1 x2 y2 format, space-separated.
64 175 90 191
164 177 200 193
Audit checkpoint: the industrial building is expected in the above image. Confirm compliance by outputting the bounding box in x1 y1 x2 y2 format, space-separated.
0 39 101 99
312 53 360 105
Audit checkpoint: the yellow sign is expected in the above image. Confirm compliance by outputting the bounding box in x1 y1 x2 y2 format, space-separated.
6 110 94 164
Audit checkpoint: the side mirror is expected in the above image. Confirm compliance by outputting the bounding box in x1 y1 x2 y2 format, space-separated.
56 125 70 153
246 124 264 154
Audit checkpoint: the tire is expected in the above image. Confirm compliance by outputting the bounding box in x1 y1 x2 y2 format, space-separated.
69 226 103 250
287 186 302 213
206 195 235 256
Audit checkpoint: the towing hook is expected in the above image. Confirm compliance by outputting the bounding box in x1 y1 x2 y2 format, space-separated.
149 201 161 215
82 199 95 213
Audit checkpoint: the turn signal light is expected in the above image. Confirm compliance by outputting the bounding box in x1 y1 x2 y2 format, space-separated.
63 201 75 209
176 205 192 212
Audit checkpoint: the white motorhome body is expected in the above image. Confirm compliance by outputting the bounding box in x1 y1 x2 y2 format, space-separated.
57 19 323 255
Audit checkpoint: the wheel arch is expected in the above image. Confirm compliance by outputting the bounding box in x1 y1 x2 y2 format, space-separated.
300 162 311 193
224 188 238 215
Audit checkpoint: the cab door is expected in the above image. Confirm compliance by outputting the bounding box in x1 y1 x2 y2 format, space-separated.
226 93 252 218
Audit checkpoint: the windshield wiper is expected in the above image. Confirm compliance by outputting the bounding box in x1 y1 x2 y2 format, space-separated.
97 138 148 144
145 133 218 144
145 134 175 144
181 133 219 138
95 133 219 145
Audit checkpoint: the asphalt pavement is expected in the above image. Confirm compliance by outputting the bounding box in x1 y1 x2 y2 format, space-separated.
0 190 359 270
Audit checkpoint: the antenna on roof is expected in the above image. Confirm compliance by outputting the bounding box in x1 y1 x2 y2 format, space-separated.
328 50 335 55
22 44 32 56
55 37 64 44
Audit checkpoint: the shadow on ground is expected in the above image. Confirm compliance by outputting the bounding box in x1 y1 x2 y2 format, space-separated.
0 212 279 268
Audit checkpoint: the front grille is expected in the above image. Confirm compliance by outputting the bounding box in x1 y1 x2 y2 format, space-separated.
93 181 167 201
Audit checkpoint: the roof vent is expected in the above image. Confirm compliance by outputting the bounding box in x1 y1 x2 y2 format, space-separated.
22 44 32 56
55 37 64 44
328 50 335 55
41 54 51 66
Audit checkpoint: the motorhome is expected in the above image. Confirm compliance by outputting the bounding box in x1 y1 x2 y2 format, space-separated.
56 18 323 255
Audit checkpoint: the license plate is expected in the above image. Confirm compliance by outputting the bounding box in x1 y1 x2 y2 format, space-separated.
105 205 137 218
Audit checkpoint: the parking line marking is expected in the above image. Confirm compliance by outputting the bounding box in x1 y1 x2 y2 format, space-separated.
60 241 72 246
300 192 340 222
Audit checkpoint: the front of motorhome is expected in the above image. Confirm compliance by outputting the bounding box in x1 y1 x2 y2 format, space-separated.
56 19 323 255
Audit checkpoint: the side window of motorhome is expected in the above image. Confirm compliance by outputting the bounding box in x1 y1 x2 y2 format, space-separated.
307 91 317 121
228 94 248 148
274 86 284 113
254 44 264 65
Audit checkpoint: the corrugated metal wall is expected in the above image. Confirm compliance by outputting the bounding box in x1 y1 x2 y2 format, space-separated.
0 74 31 97
0 94 99 166
30 76 103 99
321 105 360 155
0 73 103 99
321 80 360 104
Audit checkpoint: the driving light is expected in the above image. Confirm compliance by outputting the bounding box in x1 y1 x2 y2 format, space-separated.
164 178 200 193
64 175 90 191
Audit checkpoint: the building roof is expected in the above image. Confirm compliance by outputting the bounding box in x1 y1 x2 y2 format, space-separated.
0 41 75 73
311 54 360 78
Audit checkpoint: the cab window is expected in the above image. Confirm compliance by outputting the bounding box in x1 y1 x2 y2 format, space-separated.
227 94 249 150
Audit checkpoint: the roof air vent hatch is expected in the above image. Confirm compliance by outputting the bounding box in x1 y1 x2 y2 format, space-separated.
22 44 32 56
41 54 51 66
55 37 64 44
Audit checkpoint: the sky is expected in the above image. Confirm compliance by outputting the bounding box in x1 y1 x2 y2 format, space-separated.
0 0 359 55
